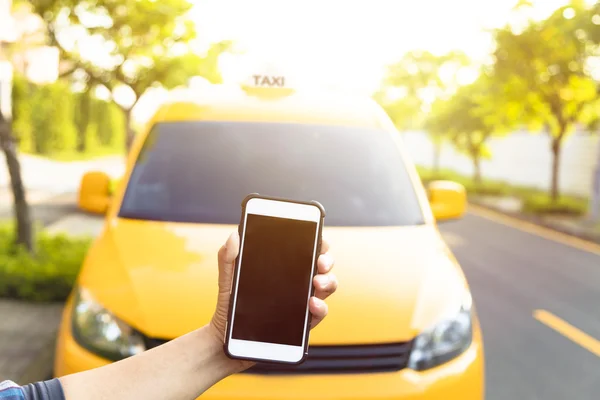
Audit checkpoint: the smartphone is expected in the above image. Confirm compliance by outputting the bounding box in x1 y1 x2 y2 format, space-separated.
224 194 325 364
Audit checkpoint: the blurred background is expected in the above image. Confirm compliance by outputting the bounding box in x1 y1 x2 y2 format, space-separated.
2 0 600 221
1 0 600 399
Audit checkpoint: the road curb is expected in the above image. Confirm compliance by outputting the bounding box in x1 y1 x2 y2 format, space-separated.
469 200 600 244
468 202 600 255
16 334 57 385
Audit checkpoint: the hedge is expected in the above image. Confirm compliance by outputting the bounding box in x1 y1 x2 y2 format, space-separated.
11 74 125 157
0 225 91 302
416 165 588 216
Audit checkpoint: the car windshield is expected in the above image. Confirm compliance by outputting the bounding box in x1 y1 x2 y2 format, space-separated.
118 121 424 227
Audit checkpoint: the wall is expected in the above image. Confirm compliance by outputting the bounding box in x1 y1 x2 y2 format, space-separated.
401 130 600 198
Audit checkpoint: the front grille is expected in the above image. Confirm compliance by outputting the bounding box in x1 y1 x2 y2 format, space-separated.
245 342 412 375
144 337 411 375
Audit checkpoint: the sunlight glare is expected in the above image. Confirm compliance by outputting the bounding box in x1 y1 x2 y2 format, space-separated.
563 7 576 20
386 87 409 102
457 67 480 86
189 0 571 97
131 0 580 124
113 85 137 109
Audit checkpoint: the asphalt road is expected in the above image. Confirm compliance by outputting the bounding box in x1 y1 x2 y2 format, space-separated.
439 213 600 400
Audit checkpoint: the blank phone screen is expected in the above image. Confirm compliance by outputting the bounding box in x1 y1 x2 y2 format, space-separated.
232 214 318 346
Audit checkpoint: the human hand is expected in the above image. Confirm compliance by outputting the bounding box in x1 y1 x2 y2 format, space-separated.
209 231 337 365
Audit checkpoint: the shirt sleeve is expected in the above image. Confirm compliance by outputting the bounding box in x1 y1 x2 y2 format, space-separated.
0 380 65 400
0 381 24 400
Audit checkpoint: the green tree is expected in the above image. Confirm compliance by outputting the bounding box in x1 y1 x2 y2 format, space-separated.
493 2 599 201
30 0 230 151
376 50 471 173
0 0 45 254
422 98 452 175
425 74 519 186
0 110 34 253
575 1 600 222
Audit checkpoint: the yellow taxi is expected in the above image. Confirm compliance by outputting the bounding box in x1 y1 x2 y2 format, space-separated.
54 75 484 399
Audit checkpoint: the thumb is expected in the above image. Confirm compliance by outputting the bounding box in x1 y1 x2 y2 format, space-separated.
217 230 240 292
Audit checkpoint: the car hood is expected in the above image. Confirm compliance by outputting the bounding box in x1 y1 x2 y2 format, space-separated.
79 218 468 344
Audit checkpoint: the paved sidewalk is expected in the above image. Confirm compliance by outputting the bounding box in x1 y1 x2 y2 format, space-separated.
0 301 64 384
0 192 78 228
0 189 57 212
0 212 104 384
46 213 105 237
0 153 124 195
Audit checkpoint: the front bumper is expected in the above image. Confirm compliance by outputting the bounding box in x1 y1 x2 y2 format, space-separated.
55 300 484 400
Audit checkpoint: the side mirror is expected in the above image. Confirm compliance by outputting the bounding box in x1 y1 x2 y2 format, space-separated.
427 180 467 222
78 171 111 214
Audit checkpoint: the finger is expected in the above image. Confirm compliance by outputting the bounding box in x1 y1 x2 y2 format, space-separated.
320 238 330 254
317 252 334 274
313 272 338 300
309 297 328 329
217 230 239 289
218 230 240 266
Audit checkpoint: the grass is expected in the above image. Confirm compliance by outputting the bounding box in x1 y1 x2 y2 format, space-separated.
416 165 589 216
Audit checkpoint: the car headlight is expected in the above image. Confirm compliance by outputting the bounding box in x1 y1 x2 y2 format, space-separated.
71 287 146 361
408 291 473 371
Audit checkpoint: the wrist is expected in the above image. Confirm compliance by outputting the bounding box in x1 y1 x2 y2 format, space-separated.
202 324 255 375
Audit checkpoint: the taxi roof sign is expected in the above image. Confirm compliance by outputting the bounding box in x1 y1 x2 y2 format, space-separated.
251 74 286 88
241 72 296 99
236 59 296 89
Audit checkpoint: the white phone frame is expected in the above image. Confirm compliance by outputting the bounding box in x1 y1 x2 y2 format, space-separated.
227 197 322 363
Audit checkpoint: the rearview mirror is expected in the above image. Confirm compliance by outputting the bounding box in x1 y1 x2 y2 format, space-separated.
78 171 111 214
427 180 467 222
